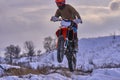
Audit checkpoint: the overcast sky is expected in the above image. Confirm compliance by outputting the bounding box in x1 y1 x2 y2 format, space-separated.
0 0 120 53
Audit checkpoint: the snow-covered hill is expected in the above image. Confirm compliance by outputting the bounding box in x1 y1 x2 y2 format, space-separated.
77 36 120 71
15 35 120 71
0 35 120 80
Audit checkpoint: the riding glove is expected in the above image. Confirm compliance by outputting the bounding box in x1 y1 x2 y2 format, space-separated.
51 16 59 22
73 19 82 24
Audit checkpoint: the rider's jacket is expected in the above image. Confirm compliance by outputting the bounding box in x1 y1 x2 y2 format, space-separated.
55 4 81 20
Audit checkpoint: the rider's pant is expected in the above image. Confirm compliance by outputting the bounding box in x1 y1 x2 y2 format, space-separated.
72 22 78 49
72 22 78 40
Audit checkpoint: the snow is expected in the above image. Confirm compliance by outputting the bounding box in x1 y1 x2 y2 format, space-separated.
0 76 21 80
0 73 71 80
0 64 21 76
0 36 120 80
92 68 120 79
0 68 4 76
0 64 20 70
77 36 120 71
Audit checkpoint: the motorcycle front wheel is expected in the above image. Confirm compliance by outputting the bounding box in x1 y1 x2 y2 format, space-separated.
57 35 65 63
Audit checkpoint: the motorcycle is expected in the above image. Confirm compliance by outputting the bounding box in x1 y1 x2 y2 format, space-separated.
55 19 77 72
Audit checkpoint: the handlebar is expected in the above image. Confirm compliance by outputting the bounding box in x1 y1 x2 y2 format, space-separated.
51 16 82 24
50 16 81 29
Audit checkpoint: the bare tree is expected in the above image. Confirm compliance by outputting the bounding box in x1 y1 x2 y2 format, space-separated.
14 45 21 58
37 50 41 56
51 38 57 50
43 36 53 52
24 41 35 62
113 32 116 40
43 36 57 52
4 45 21 64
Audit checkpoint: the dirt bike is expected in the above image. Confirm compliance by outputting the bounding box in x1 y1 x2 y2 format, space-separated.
55 19 77 72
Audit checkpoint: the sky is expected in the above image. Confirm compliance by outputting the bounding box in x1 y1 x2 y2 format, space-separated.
0 0 120 53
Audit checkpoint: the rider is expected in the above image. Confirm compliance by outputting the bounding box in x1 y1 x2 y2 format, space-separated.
51 0 82 51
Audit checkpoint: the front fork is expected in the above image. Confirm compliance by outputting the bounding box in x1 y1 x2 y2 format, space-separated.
64 38 68 50
64 27 71 49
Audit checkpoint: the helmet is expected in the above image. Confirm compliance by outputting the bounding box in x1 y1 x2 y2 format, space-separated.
55 0 65 3
55 0 65 7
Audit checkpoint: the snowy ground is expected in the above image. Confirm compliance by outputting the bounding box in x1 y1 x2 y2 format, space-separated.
0 36 120 80
0 68 120 80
